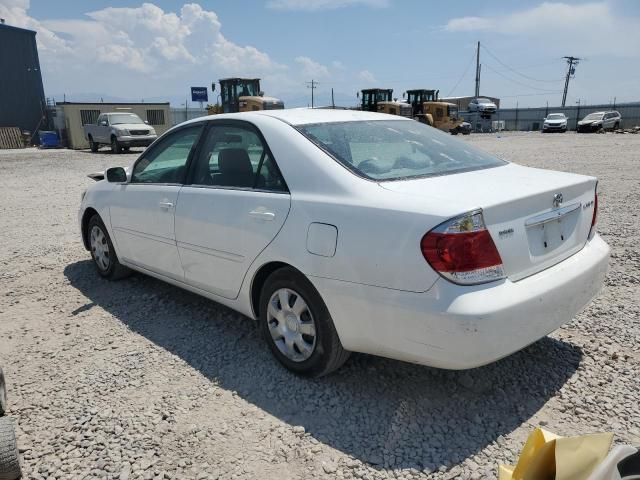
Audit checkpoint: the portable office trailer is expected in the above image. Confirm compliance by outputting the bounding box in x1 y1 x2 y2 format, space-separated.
54 102 171 149
0 22 46 143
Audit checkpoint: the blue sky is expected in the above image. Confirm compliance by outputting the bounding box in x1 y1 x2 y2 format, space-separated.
2 0 639 108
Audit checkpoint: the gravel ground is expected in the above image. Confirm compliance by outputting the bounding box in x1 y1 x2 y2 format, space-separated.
0 132 638 480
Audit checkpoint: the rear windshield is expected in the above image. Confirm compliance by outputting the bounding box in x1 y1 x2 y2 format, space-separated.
297 120 506 181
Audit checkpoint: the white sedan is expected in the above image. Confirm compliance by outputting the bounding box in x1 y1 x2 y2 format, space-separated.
79 109 609 377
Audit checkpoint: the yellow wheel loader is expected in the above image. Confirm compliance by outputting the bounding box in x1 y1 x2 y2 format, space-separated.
405 89 465 134
207 78 284 115
360 89 412 117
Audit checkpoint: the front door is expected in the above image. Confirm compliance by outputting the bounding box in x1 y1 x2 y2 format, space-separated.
175 121 291 299
110 124 203 280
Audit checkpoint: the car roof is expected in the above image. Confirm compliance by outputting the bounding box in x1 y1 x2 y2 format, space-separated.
183 108 409 127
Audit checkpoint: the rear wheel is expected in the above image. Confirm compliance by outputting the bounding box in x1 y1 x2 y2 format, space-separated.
111 136 121 154
259 268 350 377
87 215 130 280
0 417 21 480
614 121 620 130
89 136 99 152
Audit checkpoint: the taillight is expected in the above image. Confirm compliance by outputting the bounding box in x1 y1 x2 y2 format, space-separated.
421 210 505 285
589 184 598 239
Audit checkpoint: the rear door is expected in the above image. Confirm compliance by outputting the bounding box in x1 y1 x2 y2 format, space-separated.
110 124 204 280
175 121 291 299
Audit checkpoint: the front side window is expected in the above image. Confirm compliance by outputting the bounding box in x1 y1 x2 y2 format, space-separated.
298 120 506 181
131 125 202 184
190 123 286 192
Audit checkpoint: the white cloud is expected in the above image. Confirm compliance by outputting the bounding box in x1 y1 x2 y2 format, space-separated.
444 2 640 57
358 69 377 84
1 1 286 97
267 0 388 11
295 56 330 79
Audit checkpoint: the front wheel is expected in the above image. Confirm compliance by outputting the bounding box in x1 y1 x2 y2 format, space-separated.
614 122 620 130
87 215 130 280
111 136 122 154
259 268 350 377
89 136 99 152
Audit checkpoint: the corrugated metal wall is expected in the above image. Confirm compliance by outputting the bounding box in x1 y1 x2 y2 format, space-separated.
0 24 46 141
170 107 208 126
463 103 640 132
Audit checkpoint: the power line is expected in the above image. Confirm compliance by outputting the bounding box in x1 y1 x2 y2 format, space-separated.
306 80 318 108
482 63 563 93
446 48 476 97
480 44 565 83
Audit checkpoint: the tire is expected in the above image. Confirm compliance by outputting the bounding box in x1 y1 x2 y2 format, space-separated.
0 417 20 480
123 146 130 152
87 215 131 280
614 122 620 130
89 136 99 153
0 368 6 417
259 267 350 377
111 136 122 154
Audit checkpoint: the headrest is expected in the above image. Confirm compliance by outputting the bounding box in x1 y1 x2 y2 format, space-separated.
218 148 253 175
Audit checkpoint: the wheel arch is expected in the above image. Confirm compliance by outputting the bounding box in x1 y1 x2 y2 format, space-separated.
250 261 301 319
81 207 99 250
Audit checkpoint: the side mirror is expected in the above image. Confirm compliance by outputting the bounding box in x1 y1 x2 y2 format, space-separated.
106 167 127 183
100 121 107 126
144 120 149 124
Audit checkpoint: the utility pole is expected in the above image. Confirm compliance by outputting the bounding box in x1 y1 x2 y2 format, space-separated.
306 80 318 108
561 56 580 107
331 88 335 109
474 41 481 98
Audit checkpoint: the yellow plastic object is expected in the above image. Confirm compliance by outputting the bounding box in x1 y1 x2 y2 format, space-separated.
499 428 613 480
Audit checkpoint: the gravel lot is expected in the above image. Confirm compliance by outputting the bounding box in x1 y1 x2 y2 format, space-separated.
1 131 638 480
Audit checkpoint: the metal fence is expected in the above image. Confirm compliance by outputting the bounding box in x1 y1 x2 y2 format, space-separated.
170 107 208 126
463 102 640 132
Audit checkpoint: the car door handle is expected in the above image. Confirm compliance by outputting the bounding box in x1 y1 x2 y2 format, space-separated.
159 201 174 209
249 209 275 221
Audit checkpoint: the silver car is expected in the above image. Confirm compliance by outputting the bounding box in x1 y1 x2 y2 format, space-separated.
468 97 498 114
577 111 622 133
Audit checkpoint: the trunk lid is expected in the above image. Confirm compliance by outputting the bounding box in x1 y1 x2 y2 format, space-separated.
379 163 597 281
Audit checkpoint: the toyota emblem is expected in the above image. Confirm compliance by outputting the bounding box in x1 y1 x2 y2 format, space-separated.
553 193 563 208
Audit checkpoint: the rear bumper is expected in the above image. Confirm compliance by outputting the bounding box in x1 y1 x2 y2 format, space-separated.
311 234 609 369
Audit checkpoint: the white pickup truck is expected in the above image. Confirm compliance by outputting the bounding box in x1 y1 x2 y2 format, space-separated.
83 112 158 153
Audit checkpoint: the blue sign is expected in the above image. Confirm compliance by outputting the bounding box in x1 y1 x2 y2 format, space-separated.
191 87 208 102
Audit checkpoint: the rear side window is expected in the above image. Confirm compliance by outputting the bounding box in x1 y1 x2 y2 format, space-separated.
297 120 506 181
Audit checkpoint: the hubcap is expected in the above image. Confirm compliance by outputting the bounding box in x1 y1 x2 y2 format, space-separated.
90 225 110 271
267 288 316 362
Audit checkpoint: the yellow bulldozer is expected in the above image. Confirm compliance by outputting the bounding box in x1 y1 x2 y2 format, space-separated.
405 89 465 135
360 88 412 117
207 78 284 115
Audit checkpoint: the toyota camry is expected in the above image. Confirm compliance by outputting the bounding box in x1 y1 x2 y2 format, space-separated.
79 109 609 377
